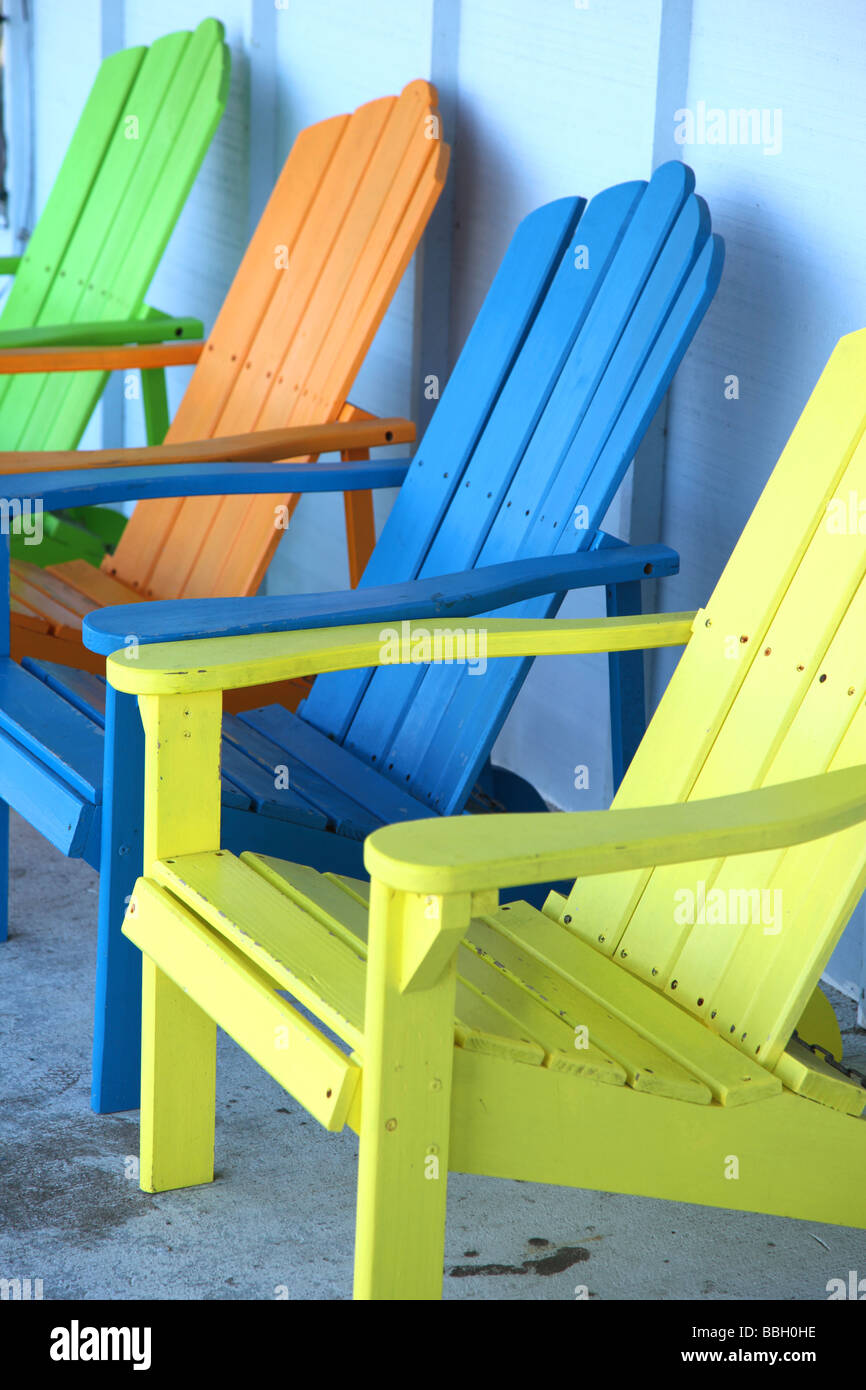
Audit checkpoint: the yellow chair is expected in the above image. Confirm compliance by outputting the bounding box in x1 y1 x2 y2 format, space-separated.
112 330 866 1299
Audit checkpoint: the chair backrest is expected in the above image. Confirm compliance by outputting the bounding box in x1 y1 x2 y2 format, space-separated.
108 81 449 600
301 162 724 813
558 329 866 1069
0 20 229 450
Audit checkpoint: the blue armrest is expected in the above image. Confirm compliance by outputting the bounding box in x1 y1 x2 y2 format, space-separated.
83 543 680 655
0 457 412 509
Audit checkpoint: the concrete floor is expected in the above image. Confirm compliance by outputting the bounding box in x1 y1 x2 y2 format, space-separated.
2 811 866 1301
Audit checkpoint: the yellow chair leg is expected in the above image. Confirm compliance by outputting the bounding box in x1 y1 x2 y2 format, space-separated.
354 884 464 1300
140 958 216 1193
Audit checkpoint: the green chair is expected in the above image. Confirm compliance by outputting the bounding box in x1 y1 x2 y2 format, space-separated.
1 19 228 565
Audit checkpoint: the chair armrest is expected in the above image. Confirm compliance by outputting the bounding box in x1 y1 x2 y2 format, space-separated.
0 416 415 478
105 610 697 695
0 457 412 511
0 315 204 351
363 765 866 895
0 342 204 374
83 544 681 655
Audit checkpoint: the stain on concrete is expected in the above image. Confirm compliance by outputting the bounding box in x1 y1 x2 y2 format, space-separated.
449 1244 590 1279
0 1118 142 1241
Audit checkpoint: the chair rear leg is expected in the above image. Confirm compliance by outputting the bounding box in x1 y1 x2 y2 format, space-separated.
140 957 216 1193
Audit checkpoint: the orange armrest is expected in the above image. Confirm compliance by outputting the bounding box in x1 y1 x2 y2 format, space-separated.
0 342 205 375
0 418 416 475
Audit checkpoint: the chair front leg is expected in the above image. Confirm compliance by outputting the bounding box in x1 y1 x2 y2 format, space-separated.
354 882 468 1301
91 686 145 1112
0 529 10 942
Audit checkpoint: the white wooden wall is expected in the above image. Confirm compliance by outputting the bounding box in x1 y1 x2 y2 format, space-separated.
15 0 866 1012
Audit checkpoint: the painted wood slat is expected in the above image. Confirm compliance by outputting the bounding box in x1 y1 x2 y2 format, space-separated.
219 738 327 830
299 195 584 741
7 662 254 825
411 232 724 814
378 180 718 804
126 878 359 1134
187 91 449 601
152 851 368 1053
544 331 866 1065
106 116 350 589
21 25 226 450
344 178 650 764
656 470 866 1026
0 44 145 336
3 23 228 452
11 561 99 619
0 722 94 857
493 902 779 1106
453 942 625 1081
22 657 107 724
139 101 396 600
238 704 435 827
566 332 866 935
9 573 80 637
13 660 251 833
44 558 143 609
9 599 49 631
0 657 104 800
464 911 710 1104
242 853 373 948
566 336 866 937
222 711 377 838
240 852 546 1067
134 83 448 605
775 1038 866 1117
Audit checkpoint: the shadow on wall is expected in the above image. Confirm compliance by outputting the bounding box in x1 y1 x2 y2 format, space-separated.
447 93 529 364
651 182 846 703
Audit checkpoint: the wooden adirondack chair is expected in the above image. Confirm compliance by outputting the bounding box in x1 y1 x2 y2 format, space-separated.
25 161 722 1116
0 20 230 566
2 78 449 670
110 327 866 1299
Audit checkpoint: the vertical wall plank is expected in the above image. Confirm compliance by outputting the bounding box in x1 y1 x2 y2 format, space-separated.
627 0 693 707
410 0 459 439
245 0 279 239
98 0 126 449
2 0 35 259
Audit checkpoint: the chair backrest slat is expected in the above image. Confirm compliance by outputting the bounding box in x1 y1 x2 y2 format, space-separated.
106 110 351 587
400 227 724 811
560 329 866 1067
299 195 589 741
109 82 448 600
0 21 229 450
302 163 722 817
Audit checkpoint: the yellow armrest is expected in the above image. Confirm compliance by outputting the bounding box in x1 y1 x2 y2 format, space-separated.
364 765 866 895
106 611 698 697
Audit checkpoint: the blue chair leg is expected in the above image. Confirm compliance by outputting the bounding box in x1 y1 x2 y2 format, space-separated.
0 799 8 942
0 531 9 943
91 686 144 1113
606 577 647 792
